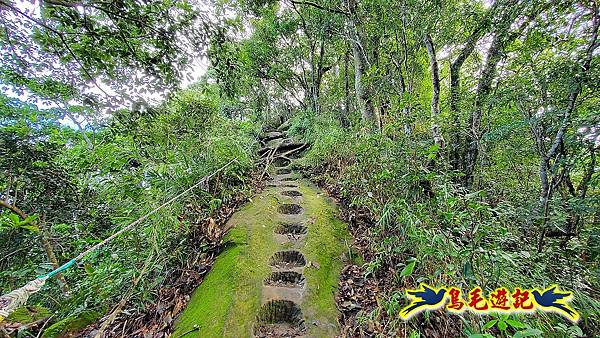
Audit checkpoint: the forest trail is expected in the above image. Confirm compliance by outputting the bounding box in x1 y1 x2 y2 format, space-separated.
2 2 597 336
173 131 351 338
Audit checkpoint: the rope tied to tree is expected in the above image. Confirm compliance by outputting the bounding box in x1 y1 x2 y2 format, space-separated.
0 160 235 322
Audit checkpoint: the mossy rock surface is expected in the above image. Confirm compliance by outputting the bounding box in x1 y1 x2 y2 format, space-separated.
173 179 350 337
42 309 103 338
6 305 51 323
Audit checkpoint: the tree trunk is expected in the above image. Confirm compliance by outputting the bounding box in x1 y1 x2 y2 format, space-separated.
312 33 329 115
424 33 444 150
449 23 488 171
346 0 377 129
39 218 70 294
449 22 488 113
462 3 530 188
65 110 93 149
309 37 318 114
462 32 502 189
341 47 351 128
392 30 411 135
350 33 376 127
536 7 599 250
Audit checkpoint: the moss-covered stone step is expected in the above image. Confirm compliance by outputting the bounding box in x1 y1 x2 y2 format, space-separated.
172 180 350 337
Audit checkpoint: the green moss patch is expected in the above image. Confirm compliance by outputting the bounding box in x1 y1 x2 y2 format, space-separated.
172 226 250 337
42 309 103 338
298 183 351 336
173 192 279 337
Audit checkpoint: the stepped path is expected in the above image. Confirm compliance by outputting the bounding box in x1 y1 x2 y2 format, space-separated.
173 132 351 338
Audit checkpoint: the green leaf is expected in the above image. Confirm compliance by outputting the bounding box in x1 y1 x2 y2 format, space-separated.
19 214 39 226
506 319 526 329
569 326 584 337
8 213 20 225
20 225 40 233
482 319 497 330
497 320 507 331
400 259 416 277
513 328 544 338
84 264 95 274
463 261 475 280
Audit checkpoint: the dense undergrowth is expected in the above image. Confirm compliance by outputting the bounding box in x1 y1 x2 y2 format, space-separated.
291 114 600 338
0 87 258 336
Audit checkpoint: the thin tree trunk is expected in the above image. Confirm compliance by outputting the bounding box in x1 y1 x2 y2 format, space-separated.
463 2 552 188
39 217 70 294
65 110 93 149
400 1 412 93
341 47 351 128
400 2 412 134
563 146 596 236
309 38 318 113
313 33 329 115
463 3 533 188
424 33 444 150
349 33 375 126
393 30 411 135
537 6 599 250
449 24 487 170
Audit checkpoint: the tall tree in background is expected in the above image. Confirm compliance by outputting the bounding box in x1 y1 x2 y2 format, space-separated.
533 2 599 249
343 0 378 128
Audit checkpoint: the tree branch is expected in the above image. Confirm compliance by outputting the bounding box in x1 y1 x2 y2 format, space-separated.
545 4 599 161
289 0 349 16
1 2 113 98
0 199 28 221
